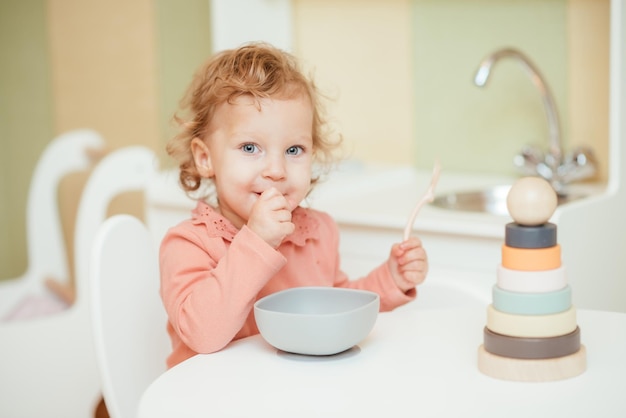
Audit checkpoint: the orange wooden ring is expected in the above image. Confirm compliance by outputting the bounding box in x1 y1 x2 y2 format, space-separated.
501 244 561 271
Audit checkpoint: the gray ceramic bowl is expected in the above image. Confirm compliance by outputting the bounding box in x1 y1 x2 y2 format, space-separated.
254 286 380 355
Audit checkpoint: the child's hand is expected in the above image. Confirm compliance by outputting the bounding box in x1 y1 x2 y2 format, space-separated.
387 237 428 293
247 187 295 248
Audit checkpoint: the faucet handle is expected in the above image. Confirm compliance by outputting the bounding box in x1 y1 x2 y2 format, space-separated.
513 145 546 176
513 145 556 183
514 144 597 194
556 147 597 184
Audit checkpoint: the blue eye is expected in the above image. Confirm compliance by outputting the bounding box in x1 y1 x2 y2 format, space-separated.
241 143 257 153
286 146 303 156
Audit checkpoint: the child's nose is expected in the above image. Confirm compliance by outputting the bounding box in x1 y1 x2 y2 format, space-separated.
262 155 286 180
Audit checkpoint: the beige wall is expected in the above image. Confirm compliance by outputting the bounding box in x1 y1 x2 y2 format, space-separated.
568 0 610 182
47 0 160 149
293 0 415 164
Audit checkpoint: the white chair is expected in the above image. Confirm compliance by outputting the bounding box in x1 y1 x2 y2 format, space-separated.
0 129 105 320
0 146 159 418
89 215 169 418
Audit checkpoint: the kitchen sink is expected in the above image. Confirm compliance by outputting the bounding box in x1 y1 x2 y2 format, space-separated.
430 185 586 216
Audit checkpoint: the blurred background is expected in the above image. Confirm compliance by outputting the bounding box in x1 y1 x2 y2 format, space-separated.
0 0 609 282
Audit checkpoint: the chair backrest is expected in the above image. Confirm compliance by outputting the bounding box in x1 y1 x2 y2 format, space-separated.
74 145 158 306
25 129 105 283
89 214 169 418
144 168 196 245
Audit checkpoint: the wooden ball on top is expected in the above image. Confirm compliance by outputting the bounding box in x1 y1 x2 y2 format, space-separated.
506 177 557 226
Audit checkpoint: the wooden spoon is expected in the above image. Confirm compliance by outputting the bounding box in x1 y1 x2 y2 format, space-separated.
403 159 442 241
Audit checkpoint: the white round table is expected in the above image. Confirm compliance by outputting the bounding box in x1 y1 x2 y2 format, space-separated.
139 303 626 417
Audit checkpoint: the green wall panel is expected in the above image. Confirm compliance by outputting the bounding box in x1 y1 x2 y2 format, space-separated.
154 0 212 167
0 0 54 278
412 0 567 175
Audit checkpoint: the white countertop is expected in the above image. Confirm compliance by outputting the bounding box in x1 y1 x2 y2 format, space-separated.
311 163 606 236
306 163 514 238
138 302 626 418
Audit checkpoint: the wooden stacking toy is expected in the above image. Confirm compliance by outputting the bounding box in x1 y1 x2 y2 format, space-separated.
477 177 587 382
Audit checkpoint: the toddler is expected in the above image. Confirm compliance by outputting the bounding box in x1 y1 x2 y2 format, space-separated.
160 43 428 368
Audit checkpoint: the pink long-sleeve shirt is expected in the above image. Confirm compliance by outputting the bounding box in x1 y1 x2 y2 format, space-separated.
159 201 416 368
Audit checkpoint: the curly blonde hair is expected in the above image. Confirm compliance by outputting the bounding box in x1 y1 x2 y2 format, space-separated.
166 42 342 198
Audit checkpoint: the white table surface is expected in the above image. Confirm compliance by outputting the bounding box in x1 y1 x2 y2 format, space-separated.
138 303 626 418
139 300 626 418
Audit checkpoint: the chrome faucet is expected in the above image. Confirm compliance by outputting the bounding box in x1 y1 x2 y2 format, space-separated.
473 47 596 193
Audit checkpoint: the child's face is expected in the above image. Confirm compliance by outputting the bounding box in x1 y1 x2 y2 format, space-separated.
192 93 314 229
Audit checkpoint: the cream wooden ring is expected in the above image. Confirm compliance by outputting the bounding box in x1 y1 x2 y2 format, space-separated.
486 304 577 338
477 344 586 382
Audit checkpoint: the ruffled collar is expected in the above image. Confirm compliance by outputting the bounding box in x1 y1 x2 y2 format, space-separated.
190 201 320 246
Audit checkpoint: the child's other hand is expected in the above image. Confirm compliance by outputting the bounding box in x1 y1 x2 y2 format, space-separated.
247 187 295 248
387 237 428 293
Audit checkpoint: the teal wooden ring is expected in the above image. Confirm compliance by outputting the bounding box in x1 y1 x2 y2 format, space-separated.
492 285 572 315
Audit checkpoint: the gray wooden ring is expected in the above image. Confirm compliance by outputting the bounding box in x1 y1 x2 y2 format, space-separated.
505 222 557 249
483 326 581 359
